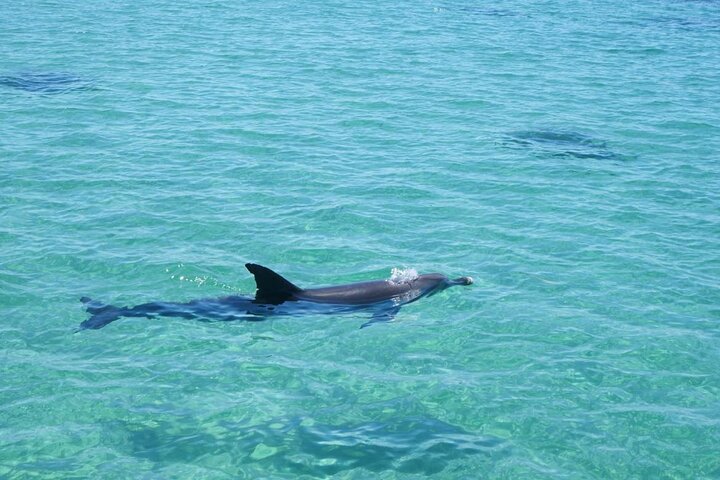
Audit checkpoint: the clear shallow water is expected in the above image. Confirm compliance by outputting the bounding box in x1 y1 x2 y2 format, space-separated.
1 0 719 477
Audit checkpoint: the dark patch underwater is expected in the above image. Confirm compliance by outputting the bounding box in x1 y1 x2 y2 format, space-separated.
503 130 622 161
123 415 506 476
0 72 94 94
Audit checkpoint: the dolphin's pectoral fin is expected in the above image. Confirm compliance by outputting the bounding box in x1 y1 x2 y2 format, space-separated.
360 307 401 329
245 263 301 303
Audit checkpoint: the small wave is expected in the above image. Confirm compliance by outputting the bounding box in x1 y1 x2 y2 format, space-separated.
389 267 419 284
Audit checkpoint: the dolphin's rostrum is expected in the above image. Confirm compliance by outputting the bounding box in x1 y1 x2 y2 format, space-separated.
79 263 473 330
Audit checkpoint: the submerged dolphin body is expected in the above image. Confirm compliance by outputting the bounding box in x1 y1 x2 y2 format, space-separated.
0 72 92 94
79 263 473 330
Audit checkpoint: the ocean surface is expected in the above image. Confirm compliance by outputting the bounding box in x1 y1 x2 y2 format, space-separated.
1 0 719 478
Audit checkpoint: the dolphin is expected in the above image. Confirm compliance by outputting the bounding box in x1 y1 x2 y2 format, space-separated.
0 72 92 94
79 263 473 331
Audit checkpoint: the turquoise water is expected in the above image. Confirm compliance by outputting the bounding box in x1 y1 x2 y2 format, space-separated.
2 0 719 477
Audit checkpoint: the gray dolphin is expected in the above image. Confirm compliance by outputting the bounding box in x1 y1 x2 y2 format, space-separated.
79 263 473 331
0 72 93 94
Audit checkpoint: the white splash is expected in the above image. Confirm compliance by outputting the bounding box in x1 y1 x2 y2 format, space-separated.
389 267 419 284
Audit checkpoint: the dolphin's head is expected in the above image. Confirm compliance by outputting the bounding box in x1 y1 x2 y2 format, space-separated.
412 273 473 296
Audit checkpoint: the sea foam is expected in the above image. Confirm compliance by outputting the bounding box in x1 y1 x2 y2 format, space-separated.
389 267 419 284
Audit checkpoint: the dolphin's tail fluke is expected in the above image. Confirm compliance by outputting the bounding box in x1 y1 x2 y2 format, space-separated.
79 297 128 330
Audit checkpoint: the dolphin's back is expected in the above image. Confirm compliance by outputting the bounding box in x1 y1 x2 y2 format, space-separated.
297 280 413 305
245 263 415 305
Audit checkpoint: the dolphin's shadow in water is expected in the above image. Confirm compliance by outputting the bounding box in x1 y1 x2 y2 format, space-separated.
503 130 622 161
0 72 95 94
292 416 505 475
124 415 506 476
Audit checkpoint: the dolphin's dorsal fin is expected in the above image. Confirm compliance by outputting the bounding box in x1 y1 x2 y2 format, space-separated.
245 263 301 302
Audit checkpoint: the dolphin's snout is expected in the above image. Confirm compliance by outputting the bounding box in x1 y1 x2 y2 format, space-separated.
451 276 473 286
